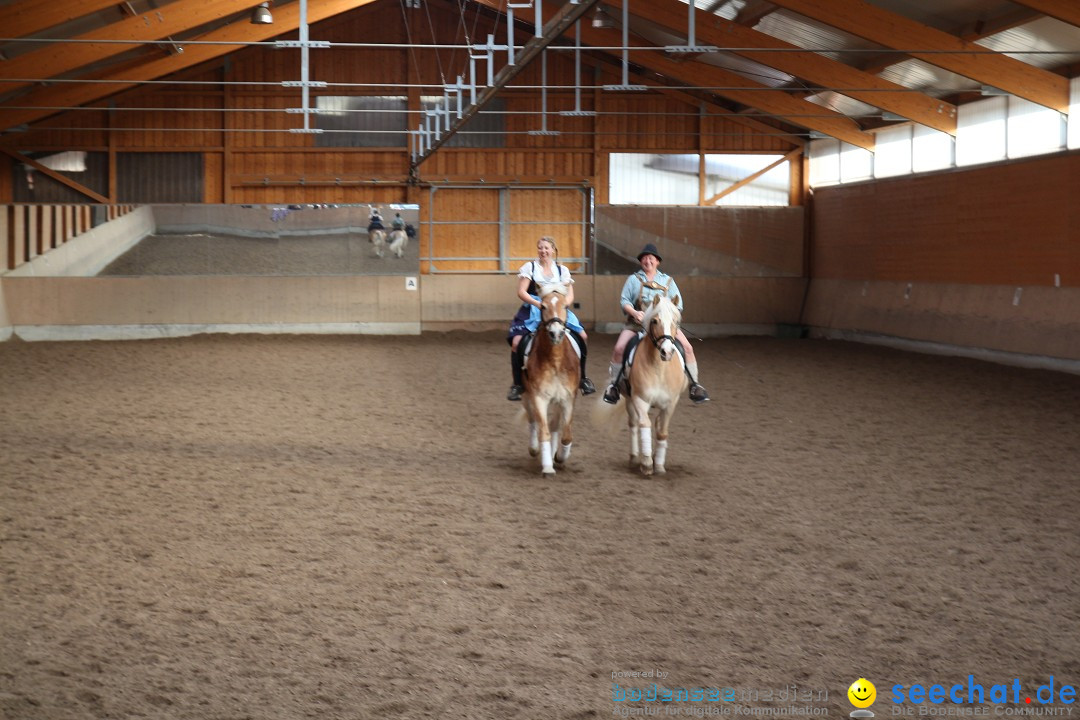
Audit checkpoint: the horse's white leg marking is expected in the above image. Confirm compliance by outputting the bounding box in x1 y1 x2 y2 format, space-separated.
654 438 669 475
638 425 654 476
557 440 572 463
654 405 674 474
540 440 555 476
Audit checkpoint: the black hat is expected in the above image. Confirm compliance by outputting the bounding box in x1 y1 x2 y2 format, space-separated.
636 243 662 262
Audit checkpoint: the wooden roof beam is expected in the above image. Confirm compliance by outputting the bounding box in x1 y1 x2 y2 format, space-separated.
1008 0 1080 29
0 0 127 40
470 0 872 149
764 0 1069 111
591 27 873 149
0 0 270 97
605 0 957 134
580 52 806 147
857 7 1042 76
0 0 375 133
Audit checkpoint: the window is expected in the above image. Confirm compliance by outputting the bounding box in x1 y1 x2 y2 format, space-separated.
704 154 791 206
874 125 912 178
1008 97 1066 159
315 96 408 147
956 97 1006 166
609 153 792 205
912 126 953 173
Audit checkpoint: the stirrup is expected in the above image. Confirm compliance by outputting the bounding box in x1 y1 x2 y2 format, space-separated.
602 384 620 404
580 377 596 395
507 385 523 401
689 383 710 405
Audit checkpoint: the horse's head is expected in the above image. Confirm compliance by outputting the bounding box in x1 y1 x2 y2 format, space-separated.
644 294 681 361
538 284 570 345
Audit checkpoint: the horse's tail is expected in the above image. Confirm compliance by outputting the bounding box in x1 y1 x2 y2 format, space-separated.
590 394 625 434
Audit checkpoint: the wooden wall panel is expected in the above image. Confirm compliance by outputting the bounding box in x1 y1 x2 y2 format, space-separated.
597 96 698 152
204 152 224 203
813 152 1080 287
425 187 499 272
423 150 593 180
702 116 796 152
112 91 224 149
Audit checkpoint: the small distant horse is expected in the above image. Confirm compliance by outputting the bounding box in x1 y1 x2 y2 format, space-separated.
387 228 408 258
369 228 387 257
522 285 580 477
623 294 688 476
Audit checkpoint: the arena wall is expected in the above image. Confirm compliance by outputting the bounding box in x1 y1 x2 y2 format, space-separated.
804 151 1080 367
2 275 421 340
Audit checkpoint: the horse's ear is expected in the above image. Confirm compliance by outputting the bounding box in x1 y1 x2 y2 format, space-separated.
651 295 660 307
672 294 680 307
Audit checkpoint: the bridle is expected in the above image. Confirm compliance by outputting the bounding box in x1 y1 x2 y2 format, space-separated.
645 306 679 354
542 315 567 331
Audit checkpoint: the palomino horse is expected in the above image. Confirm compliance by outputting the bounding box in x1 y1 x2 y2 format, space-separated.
386 228 408 258
624 294 688 476
522 285 580 477
369 228 387 257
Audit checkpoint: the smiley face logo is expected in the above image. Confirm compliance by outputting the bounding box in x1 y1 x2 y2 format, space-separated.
848 679 876 708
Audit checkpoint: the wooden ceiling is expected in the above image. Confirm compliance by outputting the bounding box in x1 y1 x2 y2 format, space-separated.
0 0 1077 149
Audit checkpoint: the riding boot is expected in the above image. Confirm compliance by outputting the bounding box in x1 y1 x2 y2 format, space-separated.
508 348 524 401
570 330 596 395
687 361 710 404
602 361 622 404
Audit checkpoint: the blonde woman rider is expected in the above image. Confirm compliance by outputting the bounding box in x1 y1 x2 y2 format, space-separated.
506 237 596 401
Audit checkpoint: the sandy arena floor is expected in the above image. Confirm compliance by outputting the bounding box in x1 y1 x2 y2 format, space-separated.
1 332 1078 720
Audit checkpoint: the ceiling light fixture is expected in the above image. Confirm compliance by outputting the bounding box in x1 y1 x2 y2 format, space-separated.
251 2 273 25
592 6 615 29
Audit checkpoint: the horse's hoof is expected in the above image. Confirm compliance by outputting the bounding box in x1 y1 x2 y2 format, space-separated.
654 465 666 475
529 447 539 457
542 468 556 478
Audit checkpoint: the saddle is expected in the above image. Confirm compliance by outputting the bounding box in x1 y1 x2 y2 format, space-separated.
520 330 583 378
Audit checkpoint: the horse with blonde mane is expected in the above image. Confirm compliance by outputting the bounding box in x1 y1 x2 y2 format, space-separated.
369 228 387 258
522 284 580 477
386 228 408 258
623 294 688 476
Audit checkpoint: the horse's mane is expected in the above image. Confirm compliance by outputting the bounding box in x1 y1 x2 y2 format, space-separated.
643 294 681 325
538 282 569 298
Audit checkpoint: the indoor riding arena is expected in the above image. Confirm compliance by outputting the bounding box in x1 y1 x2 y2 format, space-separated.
1 2 1078 720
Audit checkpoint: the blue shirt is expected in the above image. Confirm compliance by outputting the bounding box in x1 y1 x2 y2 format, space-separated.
619 270 683 317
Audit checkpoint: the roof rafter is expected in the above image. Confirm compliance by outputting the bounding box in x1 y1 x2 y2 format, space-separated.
580 51 805 147
1007 0 1080 29
764 0 1069 111
605 0 957 134
0 0 268 97
856 7 1042 77
0 0 127 40
0 0 375 133
470 0 873 149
